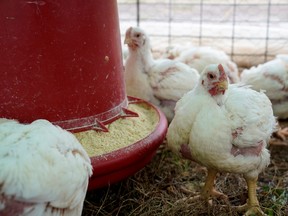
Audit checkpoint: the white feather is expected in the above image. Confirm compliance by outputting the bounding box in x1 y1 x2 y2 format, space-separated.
167 64 276 180
0 119 92 216
174 46 240 83
240 55 288 119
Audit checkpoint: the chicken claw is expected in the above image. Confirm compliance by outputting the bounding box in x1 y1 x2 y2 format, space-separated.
179 188 227 202
176 169 228 205
244 206 266 216
273 127 288 141
234 202 266 216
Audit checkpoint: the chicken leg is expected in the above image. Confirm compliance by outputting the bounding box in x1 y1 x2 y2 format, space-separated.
235 176 265 216
189 169 227 202
201 169 227 200
176 168 227 204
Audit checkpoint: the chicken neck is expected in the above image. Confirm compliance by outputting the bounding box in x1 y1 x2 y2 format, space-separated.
140 45 155 72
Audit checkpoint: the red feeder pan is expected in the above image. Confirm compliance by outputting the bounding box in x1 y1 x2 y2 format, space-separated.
0 1 168 189
88 97 168 190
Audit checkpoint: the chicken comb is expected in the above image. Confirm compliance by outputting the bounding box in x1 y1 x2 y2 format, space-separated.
218 64 227 80
218 64 225 73
125 27 133 38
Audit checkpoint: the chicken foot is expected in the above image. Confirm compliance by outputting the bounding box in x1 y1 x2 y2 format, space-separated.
234 176 265 216
273 127 288 141
176 169 228 204
200 169 228 201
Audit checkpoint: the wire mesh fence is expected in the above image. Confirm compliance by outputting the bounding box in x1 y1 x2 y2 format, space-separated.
118 0 288 67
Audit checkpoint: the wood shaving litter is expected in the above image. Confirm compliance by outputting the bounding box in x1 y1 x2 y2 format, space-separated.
74 103 158 157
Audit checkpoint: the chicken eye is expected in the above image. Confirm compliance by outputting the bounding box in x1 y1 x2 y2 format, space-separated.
136 33 141 38
207 73 216 79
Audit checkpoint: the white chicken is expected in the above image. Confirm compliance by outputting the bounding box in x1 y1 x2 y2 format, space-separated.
240 54 288 140
167 64 276 215
124 26 200 122
0 119 92 216
174 46 240 84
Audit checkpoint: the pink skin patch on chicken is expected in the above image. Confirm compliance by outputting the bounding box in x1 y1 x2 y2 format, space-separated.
180 144 195 161
232 127 243 139
0 195 33 216
231 141 264 157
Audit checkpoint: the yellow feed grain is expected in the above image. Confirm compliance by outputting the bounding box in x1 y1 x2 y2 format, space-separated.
74 103 158 157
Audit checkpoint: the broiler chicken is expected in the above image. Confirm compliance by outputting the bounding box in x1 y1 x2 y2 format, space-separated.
124 26 200 122
241 54 288 141
0 119 92 216
174 46 240 83
167 64 276 216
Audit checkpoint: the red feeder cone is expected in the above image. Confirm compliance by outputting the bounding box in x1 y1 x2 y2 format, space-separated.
0 0 126 131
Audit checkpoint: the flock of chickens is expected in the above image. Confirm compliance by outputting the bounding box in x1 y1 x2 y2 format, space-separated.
0 25 287 216
124 26 288 215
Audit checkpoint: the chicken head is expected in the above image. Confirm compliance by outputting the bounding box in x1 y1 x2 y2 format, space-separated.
201 64 228 96
124 27 147 51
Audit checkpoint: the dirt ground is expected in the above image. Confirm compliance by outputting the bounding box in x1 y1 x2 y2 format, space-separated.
82 122 288 216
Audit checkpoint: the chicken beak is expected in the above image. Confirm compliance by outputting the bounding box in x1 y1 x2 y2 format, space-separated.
217 80 228 92
124 38 132 45
124 37 138 50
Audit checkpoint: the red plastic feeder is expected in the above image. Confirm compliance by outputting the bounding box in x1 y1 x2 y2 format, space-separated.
0 0 167 190
0 0 127 131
